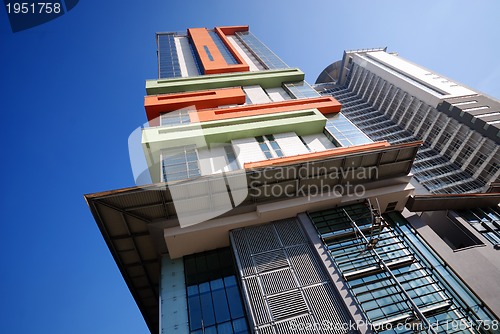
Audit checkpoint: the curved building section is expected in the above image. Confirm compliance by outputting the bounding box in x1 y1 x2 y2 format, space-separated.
315 60 342 84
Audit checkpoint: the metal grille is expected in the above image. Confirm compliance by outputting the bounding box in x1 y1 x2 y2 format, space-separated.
230 218 354 333
267 290 308 320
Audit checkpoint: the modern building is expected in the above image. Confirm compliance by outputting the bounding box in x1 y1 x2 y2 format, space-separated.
85 26 500 334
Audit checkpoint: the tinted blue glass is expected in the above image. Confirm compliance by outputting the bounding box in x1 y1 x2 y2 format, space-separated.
158 34 181 79
224 276 244 319
189 41 203 75
203 45 215 61
235 31 288 70
208 31 238 65
232 318 249 334
216 321 233 334
325 113 372 147
284 81 320 99
187 285 202 330
185 250 248 333
204 326 217 334
269 141 280 150
199 282 216 327
210 279 231 323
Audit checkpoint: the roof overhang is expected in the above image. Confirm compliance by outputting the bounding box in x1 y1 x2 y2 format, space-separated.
84 140 421 333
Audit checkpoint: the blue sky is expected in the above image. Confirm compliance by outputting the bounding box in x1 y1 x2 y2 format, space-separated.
0 1 498 333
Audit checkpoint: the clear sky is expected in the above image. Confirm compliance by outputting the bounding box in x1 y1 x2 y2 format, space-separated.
0 1 499 333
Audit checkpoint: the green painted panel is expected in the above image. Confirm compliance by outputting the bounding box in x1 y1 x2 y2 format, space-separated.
142 109 327 182
143 109 326 147
145 68 305 95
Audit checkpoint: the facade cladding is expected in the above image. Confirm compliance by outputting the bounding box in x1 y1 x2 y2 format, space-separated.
85 26 500 334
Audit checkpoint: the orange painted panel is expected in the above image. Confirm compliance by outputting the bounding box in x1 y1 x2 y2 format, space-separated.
188 28 249 75
214 26 249 68
194 96 342 122
217 25 249 35
144 87 246 126
244 142 392 169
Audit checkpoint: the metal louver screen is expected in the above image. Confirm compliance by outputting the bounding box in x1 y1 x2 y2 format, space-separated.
230 218 354 334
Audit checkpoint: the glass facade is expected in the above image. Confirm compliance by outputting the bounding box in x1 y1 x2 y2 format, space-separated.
256 136 273 159
161 145 201 182
158 34 182 79
160 110 191 127
454 207 500 247
324 113 373 147
309 203 496 333
184 248 249 334
209 31 238 65
235 31 288 70
284 81 321 99
256 135 284 158
189 39 203 75
225 145 239 171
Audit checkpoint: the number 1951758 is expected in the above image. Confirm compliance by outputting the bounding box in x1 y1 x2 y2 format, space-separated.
5 2 61 14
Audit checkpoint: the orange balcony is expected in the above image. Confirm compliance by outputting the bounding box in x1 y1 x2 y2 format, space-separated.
188 27 249 75
191 96 342 123
144 87 246 126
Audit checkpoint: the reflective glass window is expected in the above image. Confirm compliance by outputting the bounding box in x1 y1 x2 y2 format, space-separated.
235 31 288 70
184 248 249 334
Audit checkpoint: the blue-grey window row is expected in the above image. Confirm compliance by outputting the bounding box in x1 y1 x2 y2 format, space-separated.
256 135 284 159
161 145 201 182
234 31 289 70
157 34 182 79
208 31 238 65
184 248 249 334
324 113 373 147
309 203 496 333
188 39 203 75
204 45 215 61
160 110 191 127
284 81 321 99
225 146 239 171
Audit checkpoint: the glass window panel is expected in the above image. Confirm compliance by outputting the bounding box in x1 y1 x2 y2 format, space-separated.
203 325 217 334
232 318 249 334
216 321 233 334
185 250 248 333
199 282 216 327
210 279 231 323
208 31 238 65
162 145 200 182
187 286 203 330
235 31 288 69
224 276 245 319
